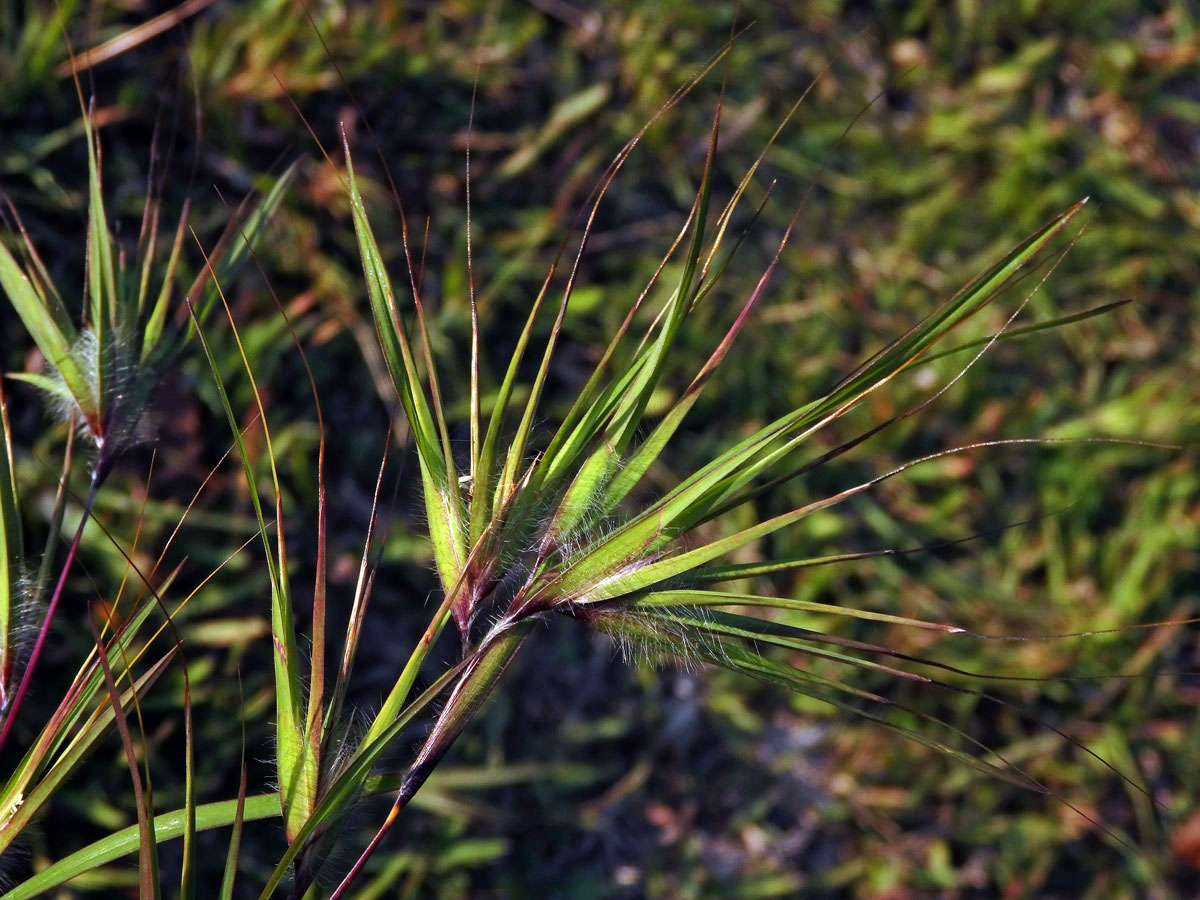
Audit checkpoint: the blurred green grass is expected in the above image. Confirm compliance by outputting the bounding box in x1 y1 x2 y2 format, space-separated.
1 1 1198 897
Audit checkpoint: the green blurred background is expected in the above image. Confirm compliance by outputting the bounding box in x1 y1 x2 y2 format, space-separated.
1 1 1198 897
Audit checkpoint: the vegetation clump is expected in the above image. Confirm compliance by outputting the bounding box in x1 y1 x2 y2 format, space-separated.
0 4 1194 898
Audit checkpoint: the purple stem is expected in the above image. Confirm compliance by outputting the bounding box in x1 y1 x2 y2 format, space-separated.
0 474 100 754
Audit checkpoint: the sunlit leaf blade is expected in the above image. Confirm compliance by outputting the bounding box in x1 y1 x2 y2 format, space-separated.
550 202 1088 597
5 371 74 401
634 589 964 633
688 511 1053 586
0 237 96 427
139 199 189 363
917 298 1132 366
567 437 1106 606
340 136 443 475
341 134 467 600
0 381 21 708
544 104 721 545
82 107 118 429
596 189 778 517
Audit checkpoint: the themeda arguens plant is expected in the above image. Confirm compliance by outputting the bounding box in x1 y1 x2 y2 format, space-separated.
315 57 1171 891
218 48 1151 897
3 38 1166 900
0 85 292 867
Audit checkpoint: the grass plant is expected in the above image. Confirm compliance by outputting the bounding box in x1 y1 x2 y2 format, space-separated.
0 4 1195 899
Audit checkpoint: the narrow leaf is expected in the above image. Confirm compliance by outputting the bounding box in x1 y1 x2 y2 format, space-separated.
0 381 21 707
0 240 95 424
635 590 964 633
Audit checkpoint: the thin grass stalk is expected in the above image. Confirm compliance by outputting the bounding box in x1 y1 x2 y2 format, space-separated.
330 620 535 900
0 379 21 712
87 609 161 900
0 476 99 754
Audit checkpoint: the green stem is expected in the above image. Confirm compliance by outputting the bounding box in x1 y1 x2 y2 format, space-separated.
331 620 534 900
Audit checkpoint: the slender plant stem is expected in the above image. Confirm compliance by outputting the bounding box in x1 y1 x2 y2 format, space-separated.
0 474 100 754
332 621 532 898
327 801 402 900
